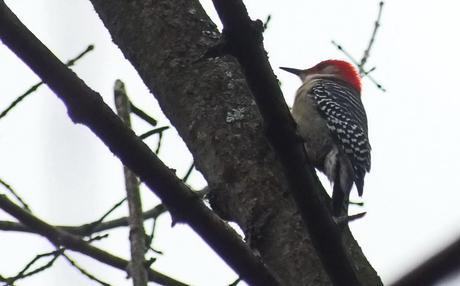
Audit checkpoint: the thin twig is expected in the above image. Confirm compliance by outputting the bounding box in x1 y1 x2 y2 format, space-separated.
331 40 361 67
182 162 195 183
228 277 241 286
87 233 110 242
262 15 271 31
146 214 163 255
80 204 166 237
139 126 169 156
0 82 42 120
0 204 167 236
2 248 64 285
139 126 169 140
63 253 111 286
0 178 30 211
115 79 148 286
0 195 187 286
330 1 386 92
86 197 127 234
362 66 376 77
130 102 157 127
331 40 386 92
155 131 164 154
65 45 95 66
0 44 94 120
359 1 384 68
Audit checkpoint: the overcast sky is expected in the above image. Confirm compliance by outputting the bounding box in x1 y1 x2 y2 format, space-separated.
1 0 460 285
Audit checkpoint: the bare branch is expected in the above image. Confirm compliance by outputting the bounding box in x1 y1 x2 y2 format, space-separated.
62 253 111 286
0 195 186 286
0 44 94 120
360 1 384 68
262 15 271 31
330 1 386 92
229 277 241 286
87 197 127 233
139 126 169 140
331 40 386 92
79 204 166 236
130 101 158 127
0 177 30 211
0 204 167 236
1 249 63 285
210 0 363 285
145 213 162 255
114 79 148 286
182 162 195 183
0 3 279 285
392 235 460 286
154 130 164 154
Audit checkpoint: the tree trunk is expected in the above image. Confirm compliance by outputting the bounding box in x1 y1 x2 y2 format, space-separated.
89 1 382 285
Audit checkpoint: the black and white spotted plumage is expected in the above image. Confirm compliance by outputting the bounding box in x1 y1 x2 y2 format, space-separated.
310 79 371 196
282 60 371 216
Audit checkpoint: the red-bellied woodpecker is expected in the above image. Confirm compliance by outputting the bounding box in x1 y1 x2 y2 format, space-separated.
280 60 371 216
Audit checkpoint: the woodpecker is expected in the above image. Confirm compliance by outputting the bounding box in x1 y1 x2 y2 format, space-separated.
280 60 371 216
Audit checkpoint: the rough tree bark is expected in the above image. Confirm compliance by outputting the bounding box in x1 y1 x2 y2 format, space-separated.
88 1 382 285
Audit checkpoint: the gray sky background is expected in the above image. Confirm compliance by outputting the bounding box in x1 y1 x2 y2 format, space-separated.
1 0 460 285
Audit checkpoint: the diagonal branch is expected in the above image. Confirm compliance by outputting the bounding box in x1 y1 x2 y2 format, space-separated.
392 235 460 286
0 177 31 211
211 0 367 285
0 195 186 286
0 44 94 120
1 249 63 284
331 40 386 92
0 204 167 236
331 1 386 92
86 0 381 284
62 253 111 286
0 2 279 285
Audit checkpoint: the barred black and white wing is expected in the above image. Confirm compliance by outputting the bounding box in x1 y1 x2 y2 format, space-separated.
310 79 371 195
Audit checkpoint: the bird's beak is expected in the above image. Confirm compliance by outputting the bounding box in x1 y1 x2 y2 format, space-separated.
279 67 303 76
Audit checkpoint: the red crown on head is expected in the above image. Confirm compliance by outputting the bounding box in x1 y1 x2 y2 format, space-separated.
313 60 361 92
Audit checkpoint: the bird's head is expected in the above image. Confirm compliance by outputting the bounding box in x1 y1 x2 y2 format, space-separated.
280 59 361 92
